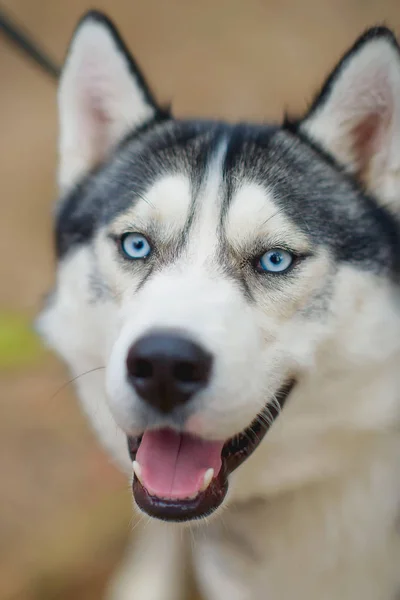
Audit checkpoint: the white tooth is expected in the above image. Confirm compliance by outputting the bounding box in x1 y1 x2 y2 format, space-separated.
133 461 143 485
201 468 214 492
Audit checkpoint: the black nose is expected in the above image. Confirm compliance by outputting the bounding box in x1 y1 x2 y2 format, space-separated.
126 332 212 414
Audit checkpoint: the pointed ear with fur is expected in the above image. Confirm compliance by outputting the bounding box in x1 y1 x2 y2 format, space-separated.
300 27 400 212
58 11 167 192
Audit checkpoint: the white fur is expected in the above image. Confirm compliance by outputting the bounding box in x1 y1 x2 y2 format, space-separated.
109 174 192 243
106 521 185 600
226 182 311 253
37 248 130 471
39 21 400 600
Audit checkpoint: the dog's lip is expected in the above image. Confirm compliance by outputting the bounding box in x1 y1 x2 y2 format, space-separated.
127 379 295 522
132 466 229 522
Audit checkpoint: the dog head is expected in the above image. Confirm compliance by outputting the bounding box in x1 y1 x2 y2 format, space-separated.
39 13 400 521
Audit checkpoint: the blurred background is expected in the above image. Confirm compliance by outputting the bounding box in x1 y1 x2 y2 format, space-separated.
1 1 399 598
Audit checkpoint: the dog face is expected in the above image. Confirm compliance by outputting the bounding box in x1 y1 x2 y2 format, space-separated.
39 14 400 521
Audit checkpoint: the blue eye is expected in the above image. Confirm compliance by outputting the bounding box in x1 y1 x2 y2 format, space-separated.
121 233 152 259
258 248 294 273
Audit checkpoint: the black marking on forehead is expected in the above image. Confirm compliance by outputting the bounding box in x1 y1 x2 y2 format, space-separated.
55 116 400 282
221 123 280 220
214 124 280 299
55 120 226 258
174 124 229 254
220 126 400 279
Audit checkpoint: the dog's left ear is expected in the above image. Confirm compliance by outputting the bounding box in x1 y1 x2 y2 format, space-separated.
58 11 167 192
301 27 400 212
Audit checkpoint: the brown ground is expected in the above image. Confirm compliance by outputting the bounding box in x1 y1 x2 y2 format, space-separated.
1 1 400 598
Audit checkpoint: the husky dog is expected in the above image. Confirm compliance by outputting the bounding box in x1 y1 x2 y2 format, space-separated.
38 11 400 599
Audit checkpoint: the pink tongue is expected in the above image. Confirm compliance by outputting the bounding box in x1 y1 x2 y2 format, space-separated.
136 429 224 499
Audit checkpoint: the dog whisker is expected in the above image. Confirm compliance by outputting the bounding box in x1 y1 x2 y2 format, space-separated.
49 366 106 401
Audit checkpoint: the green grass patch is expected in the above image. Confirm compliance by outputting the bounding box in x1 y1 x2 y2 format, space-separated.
0 311 46 369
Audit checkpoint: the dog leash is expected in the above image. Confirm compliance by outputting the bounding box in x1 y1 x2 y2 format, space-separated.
0 5 60 80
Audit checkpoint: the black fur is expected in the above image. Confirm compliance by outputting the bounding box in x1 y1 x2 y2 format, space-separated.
55 117 400 283
55 23 400 287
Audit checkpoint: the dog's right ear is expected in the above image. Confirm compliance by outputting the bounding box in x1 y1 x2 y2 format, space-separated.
58 11 166 192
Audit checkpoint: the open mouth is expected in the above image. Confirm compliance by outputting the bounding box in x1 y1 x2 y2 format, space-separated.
127 379 295 522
